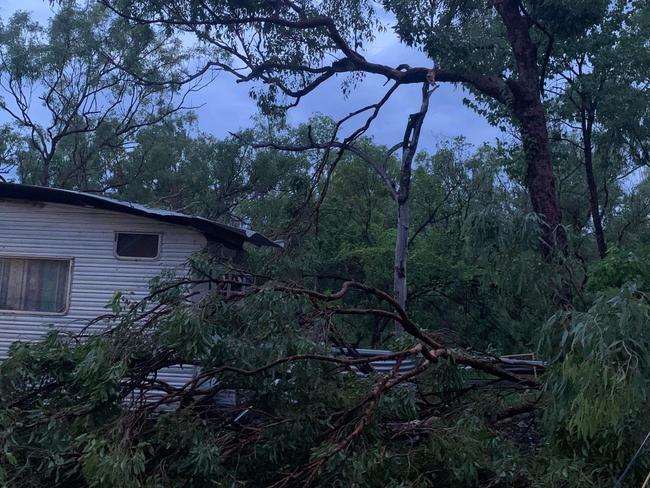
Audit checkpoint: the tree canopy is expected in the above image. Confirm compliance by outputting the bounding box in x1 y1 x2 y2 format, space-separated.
0 1 650 487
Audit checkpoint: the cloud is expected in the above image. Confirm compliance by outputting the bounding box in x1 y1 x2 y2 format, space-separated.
1 1 502 152
0 0 52 22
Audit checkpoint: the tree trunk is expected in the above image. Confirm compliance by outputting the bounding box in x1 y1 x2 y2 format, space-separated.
517 100 566 257
582 112 607 258
493 0 566 258
40 158 51 187
393 200 409 311
390 83 433 315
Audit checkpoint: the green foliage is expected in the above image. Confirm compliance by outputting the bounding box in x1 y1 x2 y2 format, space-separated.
0 274 533 487
541 284 650 483
1 1 650 485
588 246 650 292
0 2 191 187
6 109 650 485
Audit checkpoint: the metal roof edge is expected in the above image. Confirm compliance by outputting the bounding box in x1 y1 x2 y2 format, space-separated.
0 183 281 249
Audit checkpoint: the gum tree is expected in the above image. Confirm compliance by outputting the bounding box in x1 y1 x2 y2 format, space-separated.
546 0 650 258
100 0 619 259
0 2 198 188
256 84 436 312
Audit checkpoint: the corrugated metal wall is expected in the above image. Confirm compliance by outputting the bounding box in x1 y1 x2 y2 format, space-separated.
0 199 209 353
0 199 220 402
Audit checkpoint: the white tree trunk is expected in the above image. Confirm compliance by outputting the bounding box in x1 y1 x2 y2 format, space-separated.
393 200 409 311
390 82 434 331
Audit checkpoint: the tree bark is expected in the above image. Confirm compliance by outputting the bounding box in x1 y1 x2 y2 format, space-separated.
391 84 433 313
109 0 568 259
581 111 607 258
40 158 51 187
494 0 566 258
393 200 409 311
515 98 566 256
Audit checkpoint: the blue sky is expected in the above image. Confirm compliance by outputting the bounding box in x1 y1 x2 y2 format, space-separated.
0 0 502 153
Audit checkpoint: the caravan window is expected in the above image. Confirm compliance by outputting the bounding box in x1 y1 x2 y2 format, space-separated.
115 233 161 259
0 257 72 314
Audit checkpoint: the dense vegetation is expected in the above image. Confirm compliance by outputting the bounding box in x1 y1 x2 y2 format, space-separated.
1 0 650 486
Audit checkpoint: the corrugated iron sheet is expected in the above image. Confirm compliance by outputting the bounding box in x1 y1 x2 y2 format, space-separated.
0 199 217 401
0 183 281 248
333 347 420 376
0 200 208 354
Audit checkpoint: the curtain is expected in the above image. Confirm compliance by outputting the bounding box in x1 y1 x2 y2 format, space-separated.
0 258 70 313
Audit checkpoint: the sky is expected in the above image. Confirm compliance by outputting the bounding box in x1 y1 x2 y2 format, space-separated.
0 0 503 153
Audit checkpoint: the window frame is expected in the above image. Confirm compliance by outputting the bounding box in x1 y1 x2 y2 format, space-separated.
0 254 74 316
113 232 162 261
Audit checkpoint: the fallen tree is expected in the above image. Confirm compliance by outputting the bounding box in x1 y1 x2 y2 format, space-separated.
0 263 542 487
1 260 649 487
